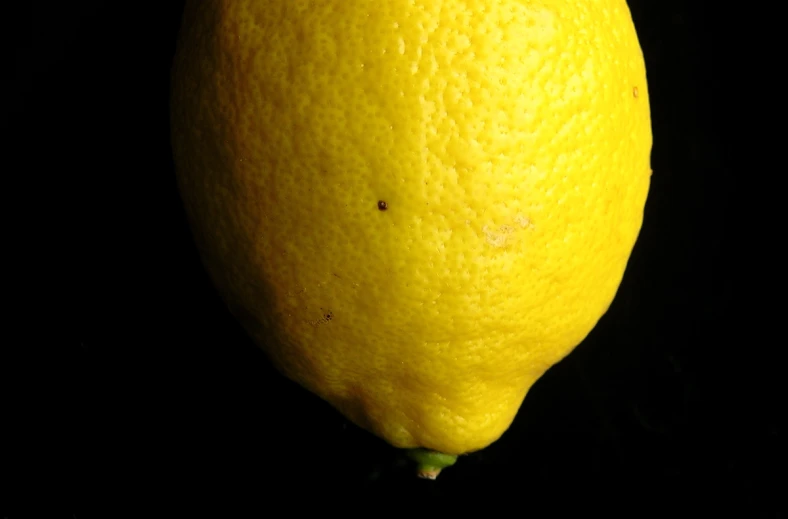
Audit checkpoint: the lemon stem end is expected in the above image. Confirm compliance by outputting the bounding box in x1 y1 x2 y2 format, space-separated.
406 448 458 480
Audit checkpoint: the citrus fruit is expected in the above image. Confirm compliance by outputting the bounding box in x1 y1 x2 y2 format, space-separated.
170 0 652 472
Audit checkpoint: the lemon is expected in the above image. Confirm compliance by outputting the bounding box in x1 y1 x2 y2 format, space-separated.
171 0 652 467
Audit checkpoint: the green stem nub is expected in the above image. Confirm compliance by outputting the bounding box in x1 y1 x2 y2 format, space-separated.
406 449 458 480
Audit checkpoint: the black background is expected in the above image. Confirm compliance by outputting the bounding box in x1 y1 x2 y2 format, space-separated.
6 0 782 513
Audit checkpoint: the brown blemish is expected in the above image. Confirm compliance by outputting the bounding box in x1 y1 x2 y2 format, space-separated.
378 200 388 211
633 86 639 98
309 309 334 327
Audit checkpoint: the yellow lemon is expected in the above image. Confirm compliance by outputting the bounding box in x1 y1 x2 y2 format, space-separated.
171 0 652 468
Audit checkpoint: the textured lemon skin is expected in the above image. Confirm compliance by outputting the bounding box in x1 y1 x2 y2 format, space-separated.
171 0 652 455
